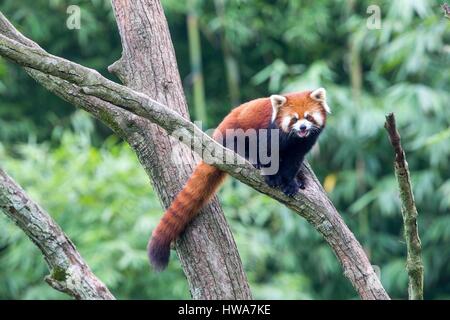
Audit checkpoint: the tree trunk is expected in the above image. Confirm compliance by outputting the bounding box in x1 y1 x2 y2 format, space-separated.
108 0 251 299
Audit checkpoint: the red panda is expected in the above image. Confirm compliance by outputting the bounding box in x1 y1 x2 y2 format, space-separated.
148 88 331 271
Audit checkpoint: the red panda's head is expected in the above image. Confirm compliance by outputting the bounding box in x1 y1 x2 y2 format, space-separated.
270 88 331 139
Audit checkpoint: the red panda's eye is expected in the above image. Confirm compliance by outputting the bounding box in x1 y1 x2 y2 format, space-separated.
291 117 298 123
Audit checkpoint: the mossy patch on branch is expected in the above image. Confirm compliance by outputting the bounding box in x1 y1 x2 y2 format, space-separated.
51 266 67 281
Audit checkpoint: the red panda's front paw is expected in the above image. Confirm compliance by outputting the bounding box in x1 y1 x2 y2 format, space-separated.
264 174 283 188
298 178 306 190
281 180 300 197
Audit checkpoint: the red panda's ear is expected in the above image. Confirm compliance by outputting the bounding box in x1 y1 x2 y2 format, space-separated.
310 88 331 114
270 94 287 122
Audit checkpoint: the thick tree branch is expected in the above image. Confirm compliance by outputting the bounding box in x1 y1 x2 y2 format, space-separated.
0 12 390 299
385 113 424 300
0 169 115 300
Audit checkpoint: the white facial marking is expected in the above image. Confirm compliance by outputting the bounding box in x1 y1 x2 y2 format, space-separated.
281 116 291 131
304 111 324 127
270 94 287 122
293 119 312 131
312 111 324 127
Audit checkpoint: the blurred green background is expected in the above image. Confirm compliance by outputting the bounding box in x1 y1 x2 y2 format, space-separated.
0 0 449 299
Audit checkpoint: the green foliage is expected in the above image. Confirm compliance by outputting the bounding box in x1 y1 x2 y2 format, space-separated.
0 112 189 299
1 0 449 299
0 0 120 143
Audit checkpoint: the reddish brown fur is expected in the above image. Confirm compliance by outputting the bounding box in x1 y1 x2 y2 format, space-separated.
214 98 273 137
148 90 327 271
148 161 226 270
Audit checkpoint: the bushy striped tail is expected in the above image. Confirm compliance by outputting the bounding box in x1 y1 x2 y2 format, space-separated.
148 161 227 271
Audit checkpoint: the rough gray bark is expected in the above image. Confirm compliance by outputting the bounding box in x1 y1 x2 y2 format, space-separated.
385 113 424 300
108 0 251 299
0 169 115 300
0 10 390 299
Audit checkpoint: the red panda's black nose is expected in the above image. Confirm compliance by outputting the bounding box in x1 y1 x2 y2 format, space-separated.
300 124 307 131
